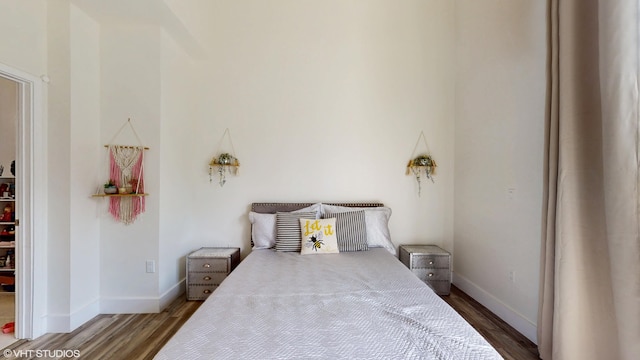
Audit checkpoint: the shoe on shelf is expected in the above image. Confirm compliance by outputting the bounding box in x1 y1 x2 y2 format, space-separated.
2 322 14 334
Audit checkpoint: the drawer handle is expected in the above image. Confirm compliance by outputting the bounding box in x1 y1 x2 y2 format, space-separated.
203 263 211 268
428 273 435 277
203 289 212 294
203 276 212 281
428 261 434 265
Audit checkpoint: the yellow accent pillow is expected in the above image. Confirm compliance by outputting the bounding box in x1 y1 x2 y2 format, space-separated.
299 218 339 255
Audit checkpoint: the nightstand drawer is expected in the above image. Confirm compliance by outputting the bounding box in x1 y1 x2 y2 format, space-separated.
411 255 449 269
189 272 228 285
187 284 219 300
188 258 230 273
413 268 450 282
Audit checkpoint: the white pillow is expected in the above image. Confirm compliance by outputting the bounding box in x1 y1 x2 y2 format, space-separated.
249 203 322 249
320 204 395 255
249 212 276 249
294 202 322 218
299 218 339 255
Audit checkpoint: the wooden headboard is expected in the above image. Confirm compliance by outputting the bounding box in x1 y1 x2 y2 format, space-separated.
251 202 384 214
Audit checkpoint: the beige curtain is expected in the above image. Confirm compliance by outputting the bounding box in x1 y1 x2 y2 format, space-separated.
538 0 640 359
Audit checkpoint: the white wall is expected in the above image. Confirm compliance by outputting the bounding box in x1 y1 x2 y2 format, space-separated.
163 0 217 57
155 0 456 307
0 0 47 76
45 1 103 332
184 0 456 258
158 31 202 300
69 3 101 329
99 23 162 313
46 0 73 331
91 0 457 313
453 0 546 343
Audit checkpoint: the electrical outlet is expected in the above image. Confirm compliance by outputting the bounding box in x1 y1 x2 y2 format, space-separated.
146 260 156 273
508 270 516 283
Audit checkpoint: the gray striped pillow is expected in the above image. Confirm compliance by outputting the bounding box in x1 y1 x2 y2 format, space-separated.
275 212 317 252
325 210 368 252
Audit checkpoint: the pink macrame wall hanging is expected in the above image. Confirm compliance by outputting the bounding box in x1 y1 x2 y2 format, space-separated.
100 118 148 225
108 145 145 224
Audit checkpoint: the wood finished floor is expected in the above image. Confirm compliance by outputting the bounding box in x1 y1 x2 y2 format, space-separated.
3 285 539 360
442 286 540 360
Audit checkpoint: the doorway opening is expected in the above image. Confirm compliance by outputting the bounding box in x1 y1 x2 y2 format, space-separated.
0 62 47 341
0 75 17 347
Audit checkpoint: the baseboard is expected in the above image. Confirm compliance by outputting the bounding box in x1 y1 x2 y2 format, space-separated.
100 296 161 314
453 272 538 344
101 279 186 314
46 297 100 333
45 314 71 333
159 278 186 311
45 281 186 333
70 297 100 331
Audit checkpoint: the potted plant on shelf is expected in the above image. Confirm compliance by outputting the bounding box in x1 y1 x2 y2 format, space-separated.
407 154 437 196
104 179 118 194
128 178 139 194
209 153 239 186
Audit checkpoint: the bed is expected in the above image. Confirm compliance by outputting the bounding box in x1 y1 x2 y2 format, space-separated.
154 203 502 360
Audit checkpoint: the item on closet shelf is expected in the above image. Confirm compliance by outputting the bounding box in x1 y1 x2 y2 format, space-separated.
6 250 14 269
2 322 14 334
10 160 14 176
0 165 3 176
2 206 11 222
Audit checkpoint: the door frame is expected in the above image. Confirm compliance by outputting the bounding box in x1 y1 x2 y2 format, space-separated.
0 62 47 339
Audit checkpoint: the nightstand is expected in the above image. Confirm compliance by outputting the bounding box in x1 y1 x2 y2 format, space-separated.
186 247 240 300
399 245 451 295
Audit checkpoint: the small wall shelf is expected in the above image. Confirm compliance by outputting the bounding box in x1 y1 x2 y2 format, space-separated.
210 160 240 167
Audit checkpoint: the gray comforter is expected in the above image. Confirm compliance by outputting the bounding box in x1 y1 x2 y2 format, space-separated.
155 248 503 360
